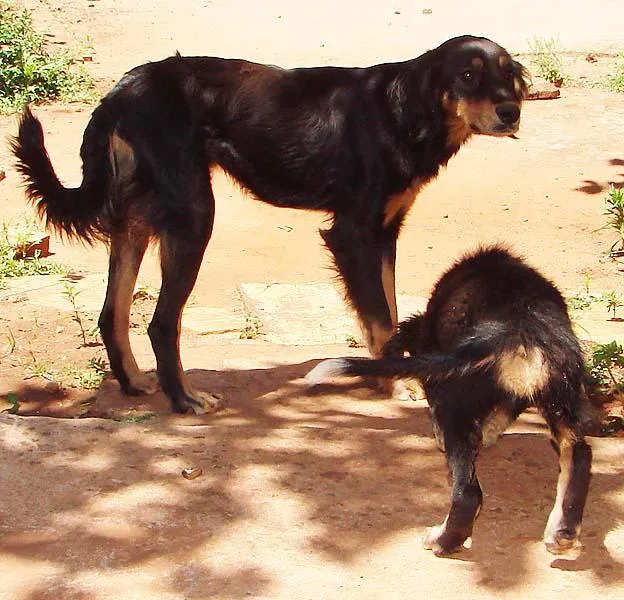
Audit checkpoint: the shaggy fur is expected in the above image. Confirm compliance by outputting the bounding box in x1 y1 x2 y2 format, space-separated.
307 246 592 557
12 35 527 414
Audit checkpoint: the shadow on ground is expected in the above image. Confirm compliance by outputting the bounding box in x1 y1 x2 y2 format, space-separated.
1 359 623 598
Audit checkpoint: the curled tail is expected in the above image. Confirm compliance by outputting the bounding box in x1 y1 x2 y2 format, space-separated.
306 321 510 385
11 106 112 242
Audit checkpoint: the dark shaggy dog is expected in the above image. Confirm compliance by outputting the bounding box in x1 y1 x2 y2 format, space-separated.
307 246 592 557
12 35 527 414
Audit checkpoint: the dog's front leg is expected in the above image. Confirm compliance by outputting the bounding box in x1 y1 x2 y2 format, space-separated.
423 416 483 556
320 215 396 358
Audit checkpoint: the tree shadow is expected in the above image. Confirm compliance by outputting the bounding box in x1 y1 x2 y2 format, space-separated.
575 158 624 194
1 360 623 598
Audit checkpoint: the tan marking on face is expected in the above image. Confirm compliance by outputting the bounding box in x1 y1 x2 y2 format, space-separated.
383 181 423 228
444 97 475 147
498 54 510 68
481 405 514 446
445 95 521 140
472 57 484 68
496 345 549 398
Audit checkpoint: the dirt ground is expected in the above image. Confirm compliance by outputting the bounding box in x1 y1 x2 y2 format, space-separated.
1 1 624 599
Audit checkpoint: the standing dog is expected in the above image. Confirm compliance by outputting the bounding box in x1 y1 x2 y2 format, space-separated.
12 36 527 414
307 246 592 557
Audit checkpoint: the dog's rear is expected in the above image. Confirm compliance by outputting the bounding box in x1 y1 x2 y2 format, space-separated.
308 246 592 557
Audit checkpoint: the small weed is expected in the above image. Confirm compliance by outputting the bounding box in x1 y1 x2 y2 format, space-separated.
0 221 65 288
240 316 261 339
59 356 107 389
588 340 624 391
608 52 624 93
0 0 95 112
601 186 624 256
62 281 100 346
3 392 19 414
603 291 624 319
2 327 16 357
346 334 365 348
133 285 159 302
115 412 157 424
23 356 55 381
567 293 603 311
62 282 89 346
528 36 566 85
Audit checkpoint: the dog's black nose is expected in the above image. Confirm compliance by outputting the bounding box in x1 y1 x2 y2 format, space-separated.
495 102 520 125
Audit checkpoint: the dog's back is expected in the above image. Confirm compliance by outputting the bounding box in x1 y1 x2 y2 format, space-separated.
419 246 583 401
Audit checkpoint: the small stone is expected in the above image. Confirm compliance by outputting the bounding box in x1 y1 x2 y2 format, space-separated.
45 381 61 394
182 467 203 480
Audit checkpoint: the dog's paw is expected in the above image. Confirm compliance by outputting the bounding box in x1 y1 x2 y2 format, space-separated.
190 391 224 415
175 391 224 415
423 524 471 557
544 530 582 557
305 359 350 386
125 372 160 396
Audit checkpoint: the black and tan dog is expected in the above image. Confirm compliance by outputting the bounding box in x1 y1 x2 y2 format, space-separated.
307 246 592 557
12 36 527 414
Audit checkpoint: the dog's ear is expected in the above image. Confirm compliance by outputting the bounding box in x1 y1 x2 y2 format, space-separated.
512 59 530 99
388 60 444 142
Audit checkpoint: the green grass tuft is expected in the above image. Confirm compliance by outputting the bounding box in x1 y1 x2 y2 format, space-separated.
0 0 95 113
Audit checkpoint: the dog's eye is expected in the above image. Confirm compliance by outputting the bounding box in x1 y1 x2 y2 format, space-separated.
462 70 475 81
460 69 479 86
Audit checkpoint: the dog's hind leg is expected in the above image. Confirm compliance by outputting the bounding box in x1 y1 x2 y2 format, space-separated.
423 408 483 556
148 190 222 414
99 229 158 395
543 421 592 555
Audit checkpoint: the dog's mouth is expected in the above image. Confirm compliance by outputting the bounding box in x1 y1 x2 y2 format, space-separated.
472 120 520 137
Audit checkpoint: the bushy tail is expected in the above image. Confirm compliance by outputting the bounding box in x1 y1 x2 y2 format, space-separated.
306 321 511 385
11 106 112 242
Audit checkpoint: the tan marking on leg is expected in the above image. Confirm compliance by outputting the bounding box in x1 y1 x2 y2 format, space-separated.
381 255 398 329
113 239 158 395
109 130 136 181
364 320 394 358
172 305 223 414
544 430 582 554
496 345 549 398
383 182 422 227
481 405 514 446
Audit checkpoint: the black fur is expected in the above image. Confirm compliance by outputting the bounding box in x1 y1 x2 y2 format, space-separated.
307 246 592 557
12 35 527 414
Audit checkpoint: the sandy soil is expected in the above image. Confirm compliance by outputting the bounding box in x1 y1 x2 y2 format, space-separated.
1 1 624 599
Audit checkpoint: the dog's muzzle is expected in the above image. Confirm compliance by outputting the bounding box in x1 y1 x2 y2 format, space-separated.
495 102 521 126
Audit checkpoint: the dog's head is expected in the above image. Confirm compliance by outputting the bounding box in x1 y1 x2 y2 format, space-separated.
436 36 529 143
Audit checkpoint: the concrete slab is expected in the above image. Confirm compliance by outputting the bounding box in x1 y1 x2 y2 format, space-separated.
181 306 246 336
240 282 427 345
0 273 107 313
